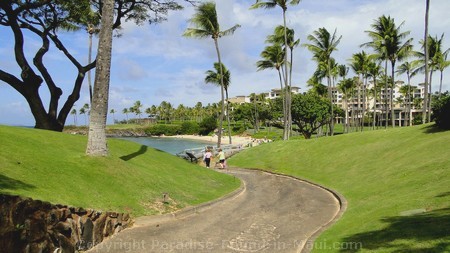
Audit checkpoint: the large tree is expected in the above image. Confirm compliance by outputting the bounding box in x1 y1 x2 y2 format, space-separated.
183 1 240 148
290 92 331 139
0 0 191 131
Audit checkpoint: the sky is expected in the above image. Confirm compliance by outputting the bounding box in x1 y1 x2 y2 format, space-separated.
1 0 450 126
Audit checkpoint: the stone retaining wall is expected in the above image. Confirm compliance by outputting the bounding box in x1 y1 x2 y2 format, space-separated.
0 194 132 252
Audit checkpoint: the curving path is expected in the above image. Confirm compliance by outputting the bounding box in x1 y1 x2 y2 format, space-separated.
89 168 341 253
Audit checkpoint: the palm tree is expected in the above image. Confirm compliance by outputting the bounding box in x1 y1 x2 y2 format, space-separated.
79 107 87 126
86 0 114 156
183 2 240 148
250 0 302 140
109 109 116 124
266 25 300 137
205 62 232 144
304 27 342 135
367 59 383 129
349 51 370 131
437 51 450 96
81 103 90 125
396 61 417 126
363 15 413 127
414 34 450 121
132 100 143 119
70 108 78 126
337 77 355 133
122 108 129 123
256 43 286 130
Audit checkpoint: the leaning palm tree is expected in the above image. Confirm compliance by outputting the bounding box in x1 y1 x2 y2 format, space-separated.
183 2 240 148
250 0 302 140
304 27 342 136
205 62 232 144
362 15 413 127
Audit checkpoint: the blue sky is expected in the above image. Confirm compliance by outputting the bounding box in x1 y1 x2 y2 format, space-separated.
1 0 450 126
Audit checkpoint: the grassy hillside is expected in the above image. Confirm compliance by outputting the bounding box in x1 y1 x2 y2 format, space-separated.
0 125 240 216
229 124 450 252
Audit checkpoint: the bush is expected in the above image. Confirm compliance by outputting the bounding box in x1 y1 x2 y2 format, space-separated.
199 116 217 136
180 121 200 135
432 93 450 129
145 124 181 136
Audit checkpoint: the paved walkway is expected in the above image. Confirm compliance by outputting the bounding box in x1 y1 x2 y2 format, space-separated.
88 169 341 253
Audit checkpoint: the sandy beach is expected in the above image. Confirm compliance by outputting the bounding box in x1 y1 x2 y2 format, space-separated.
165 134 254 145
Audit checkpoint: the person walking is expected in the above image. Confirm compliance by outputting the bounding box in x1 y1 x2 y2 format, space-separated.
217 148 226 169
203 149 212 168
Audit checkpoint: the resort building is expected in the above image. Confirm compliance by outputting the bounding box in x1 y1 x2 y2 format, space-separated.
332 81 427 127
228 86 301 104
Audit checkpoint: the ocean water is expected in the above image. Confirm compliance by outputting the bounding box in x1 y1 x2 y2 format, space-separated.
119 137 213 155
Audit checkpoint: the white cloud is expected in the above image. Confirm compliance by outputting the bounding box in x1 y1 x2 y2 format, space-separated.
1 0 450 125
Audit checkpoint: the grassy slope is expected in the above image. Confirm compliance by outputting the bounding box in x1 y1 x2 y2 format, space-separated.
229 124 450 252
0 125 240 217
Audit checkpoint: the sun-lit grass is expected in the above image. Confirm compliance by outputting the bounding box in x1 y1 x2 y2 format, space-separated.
229 124 450 252
0 125 240 217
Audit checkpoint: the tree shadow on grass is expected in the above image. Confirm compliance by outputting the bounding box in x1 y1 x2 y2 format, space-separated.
340 208 450 253
422 124 450 134
0 174 35 193
120 145 148 161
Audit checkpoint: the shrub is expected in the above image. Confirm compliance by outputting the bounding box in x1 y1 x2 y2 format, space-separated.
180 121 200 135
432 93 450 129
199 116 217 136
145 124 181 136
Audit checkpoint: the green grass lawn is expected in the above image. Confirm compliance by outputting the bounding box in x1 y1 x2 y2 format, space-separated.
229 124 450 252
0 125 240 217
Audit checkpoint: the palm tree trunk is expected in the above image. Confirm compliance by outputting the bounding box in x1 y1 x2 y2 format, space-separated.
428 70 433 123
214 38 225 148
327 60 334 136
407 74 412 126
391 62 396 127
277 68 286 136
226 89 232 144
373 78 377 129
439 70 444 97
362 76 367 131
88 32 93 104
422 0 430 123
384 60 389 128
86 0 114 156
282 9 290 140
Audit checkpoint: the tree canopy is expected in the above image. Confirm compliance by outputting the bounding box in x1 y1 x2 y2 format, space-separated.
0 0 193 131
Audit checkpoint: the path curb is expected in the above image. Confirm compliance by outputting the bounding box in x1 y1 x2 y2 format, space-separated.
134 174 245 227
237 167 348 253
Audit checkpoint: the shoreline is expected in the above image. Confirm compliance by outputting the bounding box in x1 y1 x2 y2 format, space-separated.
162 134 254 146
